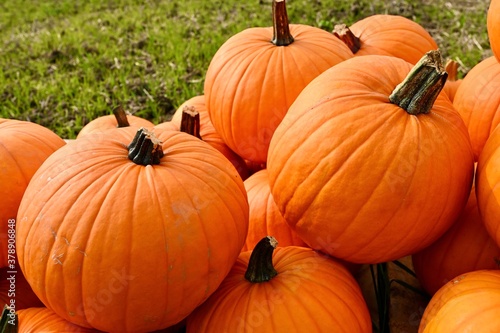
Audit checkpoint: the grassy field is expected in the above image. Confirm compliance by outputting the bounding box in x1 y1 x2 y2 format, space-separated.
0 0 491 139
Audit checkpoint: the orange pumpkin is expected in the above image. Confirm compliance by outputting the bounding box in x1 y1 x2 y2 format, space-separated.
267 51 474 263
419 270 500 332
476 123 500 246
205 0 352 164
16 127 249 332
242 169 307 252
0 119 65 268
187 237 372 332
412 175 500 296
453 56 500 161
488 0 500 62
77 105 154 138
15 307 100 332
442 59 462 102
168 95 249 180
332 14 438 64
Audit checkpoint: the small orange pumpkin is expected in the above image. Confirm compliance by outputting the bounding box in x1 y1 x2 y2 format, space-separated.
187 236 372 332
15 307 100 332
442 59 462 102
77 105 154 138
419 270 500 332
412 175 500 296
242 169 306 252
332 14 438 64
167 95 249 180
453 56 500 161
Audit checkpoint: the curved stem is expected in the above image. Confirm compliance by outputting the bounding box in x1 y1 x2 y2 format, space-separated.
128 127 164 165
180 105 201 139
272 0 294 46
332 24 361 53
112 105 130 127
389 50 448 115
245 236 278 283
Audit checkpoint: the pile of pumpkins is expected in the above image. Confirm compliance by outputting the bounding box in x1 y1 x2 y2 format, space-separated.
2 0 500 332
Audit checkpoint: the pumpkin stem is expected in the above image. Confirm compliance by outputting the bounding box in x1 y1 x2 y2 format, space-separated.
245 236 278 283
180 105 202 139
445 59 459 81
272 0 294 46
0 305 18 333
389 50 448 115
332 24 361 53
128 127 164 165
112 105 131 127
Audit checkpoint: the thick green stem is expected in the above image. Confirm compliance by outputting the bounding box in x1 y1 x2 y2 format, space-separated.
271 0 294 46
128 127 164 165
389 50 448 115
0 305 17 333
180 105 201 140
332 24 361 53
112 105 130 127
245 236 278 283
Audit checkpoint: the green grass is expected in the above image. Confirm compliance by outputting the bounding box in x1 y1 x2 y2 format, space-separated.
0 0 491 138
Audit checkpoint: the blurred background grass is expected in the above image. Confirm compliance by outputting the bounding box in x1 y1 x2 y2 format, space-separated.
0 0 490 138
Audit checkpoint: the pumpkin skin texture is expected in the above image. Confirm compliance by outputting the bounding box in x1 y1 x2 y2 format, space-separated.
241 169 307 252
205 0 353 164
0 118 65 268
169 95 250 181
332 14 438 64
186 241 372 333
476 124 500 245
16 307 101 333
15 127 249 332
267 54 474 264
412 179 500 296
419 270 500 332
488 0 500 62
453 56 500 161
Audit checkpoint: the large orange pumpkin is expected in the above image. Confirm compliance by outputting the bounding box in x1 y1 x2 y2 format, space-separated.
0 119 65 268
267 51 474 263
488 0 500 62
476 123 500 246
242 169 306 252
205 0 352 164
453 56 500 161
419 270 500 332
15 127 249 332
186 237 372 332
332 14 438 64
412 177 500 296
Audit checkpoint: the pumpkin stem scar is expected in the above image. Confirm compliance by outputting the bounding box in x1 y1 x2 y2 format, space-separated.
128 127 164 165
245 236 278 283
180 105 202 139
389 50 448 115
112 104 131 128
332 24 361 53
271 0 294 46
